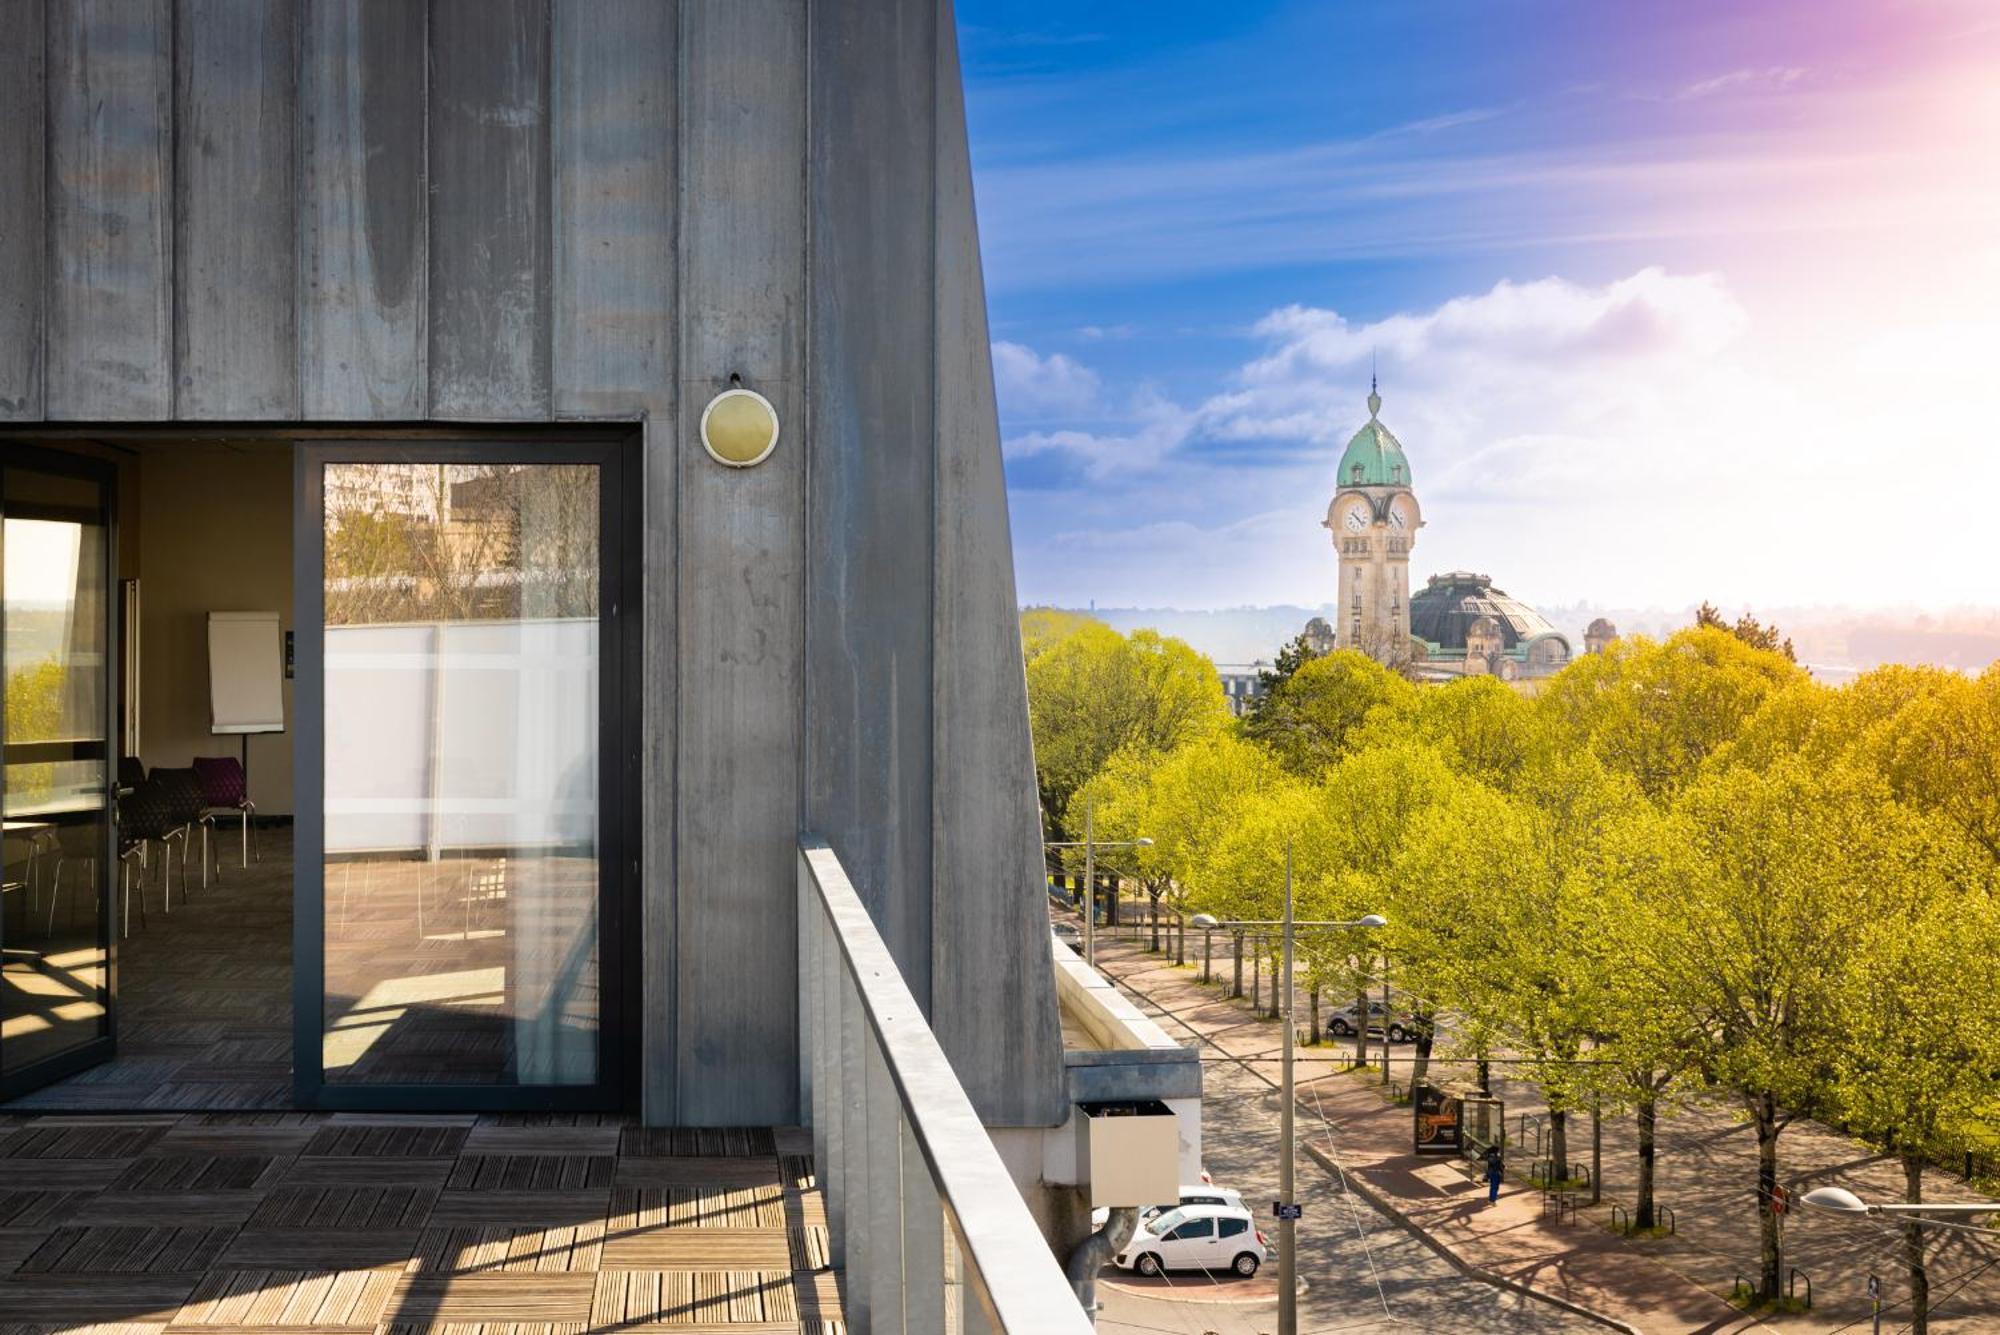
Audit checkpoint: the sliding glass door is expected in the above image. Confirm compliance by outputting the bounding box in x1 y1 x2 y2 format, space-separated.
0 449 116 1098
295 441 634 1110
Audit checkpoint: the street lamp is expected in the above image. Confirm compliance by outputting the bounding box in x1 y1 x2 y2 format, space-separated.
1193 867 1386 1335
1801 1185 1999 1233
1046 800 1152 966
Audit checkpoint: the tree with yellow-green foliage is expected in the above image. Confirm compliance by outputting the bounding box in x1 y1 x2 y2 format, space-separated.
1626 758 1899 1302
1243 648 1417 776
1830 808 2000 1335
1067 732 1292 958
1536 626 1801 798
1023 618 1228 842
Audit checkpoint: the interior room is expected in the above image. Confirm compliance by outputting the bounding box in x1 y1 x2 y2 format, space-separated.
0 438 618 1111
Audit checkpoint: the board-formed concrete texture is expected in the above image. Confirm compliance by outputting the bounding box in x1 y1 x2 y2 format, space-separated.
0 0 1066 1130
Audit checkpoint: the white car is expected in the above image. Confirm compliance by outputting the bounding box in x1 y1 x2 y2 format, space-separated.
1114 1203 1272 1277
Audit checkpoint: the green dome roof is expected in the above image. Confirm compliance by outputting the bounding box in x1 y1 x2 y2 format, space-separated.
1336 388 1412 489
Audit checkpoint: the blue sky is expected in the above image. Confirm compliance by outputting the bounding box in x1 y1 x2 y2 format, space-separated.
957 1 2000 613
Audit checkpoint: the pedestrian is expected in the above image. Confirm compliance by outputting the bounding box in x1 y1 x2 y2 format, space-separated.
1484 1144 1504 1205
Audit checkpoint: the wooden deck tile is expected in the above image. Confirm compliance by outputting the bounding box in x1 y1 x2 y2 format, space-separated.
299 1126 467 1159
589 1268 799 1326
0 1126 165 1159
426 1189 611 1228
113 1156 281 1193
443 1155 614 1192
171 1266 401 1327
461 1124 622 1156
387 1272 598 1323
247 1186 437 1230
0 1114 839 1331
0 1273 199 1321
279 1158 455 1189
17 1226 237 1274
619 1127 775 1158
610 1184 786 1230
0 1189 91 1227
788 1226 831 1272
600 1228 793 1271
215 1229 424 1271
408 1222 605 1275
614 1156 783 1190
75 1192 270 1227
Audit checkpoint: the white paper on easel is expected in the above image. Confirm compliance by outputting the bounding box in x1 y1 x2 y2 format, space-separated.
208 611 285 735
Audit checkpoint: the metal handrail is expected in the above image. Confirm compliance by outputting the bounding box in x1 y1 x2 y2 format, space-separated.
801 841 1093 1334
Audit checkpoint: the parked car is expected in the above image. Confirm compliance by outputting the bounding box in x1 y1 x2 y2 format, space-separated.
1326 998 1418 1043
1052 921 1082 949
1114 1203 1273 1277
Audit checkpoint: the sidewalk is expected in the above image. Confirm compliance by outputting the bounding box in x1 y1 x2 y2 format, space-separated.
1080 927 1777 1334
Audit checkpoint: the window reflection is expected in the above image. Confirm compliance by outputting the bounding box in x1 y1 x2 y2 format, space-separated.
321 463 599 1086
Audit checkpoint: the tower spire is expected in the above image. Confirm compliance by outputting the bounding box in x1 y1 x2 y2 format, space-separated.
1367 353 1381 419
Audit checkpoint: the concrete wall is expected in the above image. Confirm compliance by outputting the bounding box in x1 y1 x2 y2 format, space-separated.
0 0 1064 1129
135 444 295 816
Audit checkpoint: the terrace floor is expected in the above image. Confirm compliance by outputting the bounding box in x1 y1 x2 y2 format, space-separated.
0 1113 844 1333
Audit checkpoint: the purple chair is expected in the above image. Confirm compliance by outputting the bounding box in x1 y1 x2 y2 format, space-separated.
192 756 257 884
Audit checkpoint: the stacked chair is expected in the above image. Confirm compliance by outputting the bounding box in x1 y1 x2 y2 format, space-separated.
192 755 257 884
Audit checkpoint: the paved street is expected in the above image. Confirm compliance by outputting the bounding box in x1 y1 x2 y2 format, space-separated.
1097 1041 1602 1335
1083 913 1601 1335
1084 917 2000 1333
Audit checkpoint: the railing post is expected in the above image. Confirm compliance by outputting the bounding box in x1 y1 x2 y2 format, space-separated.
819 905 844 1262
899 1109 946 1331
864 1035 907 1331
840 971 868 1290
797 864 815 1118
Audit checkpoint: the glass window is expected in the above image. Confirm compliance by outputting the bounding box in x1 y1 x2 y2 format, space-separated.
320 462 601 1087
1167 1219 1215 1241
1219 1218 1248 1237
3 462 111 1076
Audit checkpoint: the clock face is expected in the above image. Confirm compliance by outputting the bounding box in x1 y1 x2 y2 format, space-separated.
1344 506 1370 532
1389 505 1408 530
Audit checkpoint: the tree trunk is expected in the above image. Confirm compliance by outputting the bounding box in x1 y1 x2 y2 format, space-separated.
1549 1108 1569 1182
1753 1093 1782 1300
1636 1095 1657 1229
1147 891 1161 952
1308 989 1320 1046
1354 989 1370 1069
1477 1057 1491 1096
1905 1153 1930 1335
1231 932 1243 998
1411 1012 1435 1088
1174 914 1185 966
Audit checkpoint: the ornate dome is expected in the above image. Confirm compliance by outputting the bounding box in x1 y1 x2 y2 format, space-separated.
1408 571 1567 652
1335 385 1412 490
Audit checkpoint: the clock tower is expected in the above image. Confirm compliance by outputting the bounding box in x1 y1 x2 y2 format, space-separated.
1323 379 1422 664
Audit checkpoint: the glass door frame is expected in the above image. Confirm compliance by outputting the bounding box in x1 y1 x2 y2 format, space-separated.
0 441 119 1101
292 435 641 1112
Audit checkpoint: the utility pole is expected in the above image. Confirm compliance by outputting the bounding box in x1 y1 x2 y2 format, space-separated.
1279 843 1297 1335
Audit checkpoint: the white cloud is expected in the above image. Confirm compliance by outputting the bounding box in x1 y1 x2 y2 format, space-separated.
990 340 1101 416
1005 266 2000 610
1673 67 1806 101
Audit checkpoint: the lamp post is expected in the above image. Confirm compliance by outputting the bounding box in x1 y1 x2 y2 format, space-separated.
1046 801 1152 967
1801 1186 1998 1233
1193 886 1385 1335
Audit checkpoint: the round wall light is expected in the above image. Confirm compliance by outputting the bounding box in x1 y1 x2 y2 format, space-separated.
700 384 780 468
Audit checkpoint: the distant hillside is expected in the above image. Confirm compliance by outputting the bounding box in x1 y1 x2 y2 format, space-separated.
1044 602 2000 677
1036 605 1334 667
